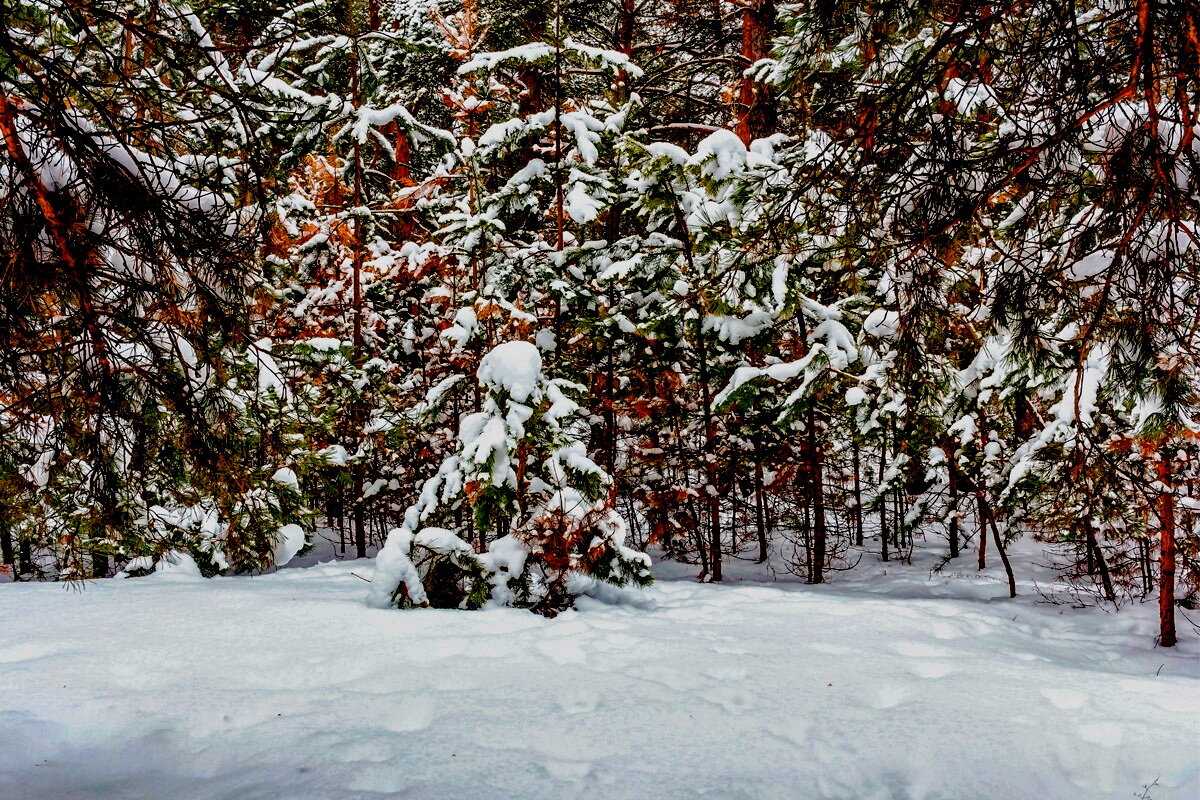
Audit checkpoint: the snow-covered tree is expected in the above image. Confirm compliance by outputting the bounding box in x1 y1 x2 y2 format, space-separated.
369 340 651 614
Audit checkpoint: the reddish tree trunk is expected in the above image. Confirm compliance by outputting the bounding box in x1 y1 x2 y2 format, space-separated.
735 0 777 145
391 125 412 184
1158 457 1177 647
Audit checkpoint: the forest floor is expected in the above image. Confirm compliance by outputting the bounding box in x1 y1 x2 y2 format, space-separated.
0 538 1197 800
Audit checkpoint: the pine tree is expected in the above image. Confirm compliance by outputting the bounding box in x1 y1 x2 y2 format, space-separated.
369 339 650 614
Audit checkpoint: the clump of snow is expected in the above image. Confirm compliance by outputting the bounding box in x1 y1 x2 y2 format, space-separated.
692 129 747 180
250 338 288 399
845 385 868 406
862 308 900 338
151 550 203 579
476 340 542 403
273 524 307 567
271 467 300 491
1068 249 1115 281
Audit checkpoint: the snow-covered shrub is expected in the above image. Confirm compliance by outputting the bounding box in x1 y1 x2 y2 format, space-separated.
369 340 651 615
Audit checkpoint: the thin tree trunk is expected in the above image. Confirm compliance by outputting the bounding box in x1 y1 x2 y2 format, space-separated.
976 488 988 570
947 455 960 558
808 410 826 584
879 443 889 563
18 533 32 578
852 439 863 547
983 501 1016 597
1141 537 1154 597
1084 517 1097 574
350 34 368 561
1157 457 1177 647
616 0 636 102
697 328 721 582
755 458 768 562
1091 529 1117 604
0 520 13 572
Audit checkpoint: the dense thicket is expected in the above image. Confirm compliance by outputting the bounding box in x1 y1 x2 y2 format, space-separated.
2 0 1196 638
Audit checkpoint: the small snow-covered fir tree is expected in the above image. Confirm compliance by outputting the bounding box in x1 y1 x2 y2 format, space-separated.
368 340 651 615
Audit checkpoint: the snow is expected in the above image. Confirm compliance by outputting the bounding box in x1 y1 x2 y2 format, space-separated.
476 340 543 403
458 44 555 74
273 524 307 567
563 39 644 78
845 385 868 406
147 550 204 579
863 308 900 338
271 467 300 491
1 544 1195 800
250 338 287 399
693 129 747 181
1068 249 1115 281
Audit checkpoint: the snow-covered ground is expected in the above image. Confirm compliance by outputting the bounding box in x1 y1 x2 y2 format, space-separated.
1 543 1197 800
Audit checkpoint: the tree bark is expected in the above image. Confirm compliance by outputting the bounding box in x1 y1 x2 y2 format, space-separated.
1088 524 1117 605
698 332 721 582
0 520 13 572
879 442 889 563
976 488 988 570
755 458 768 562
18 533 32 578
984 501 1016 598
735 0 777 144
947 452 960 558
1157 457 1177 647
851 439 864 547
807 410 826 584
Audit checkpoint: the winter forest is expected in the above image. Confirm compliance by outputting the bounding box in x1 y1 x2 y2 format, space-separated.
1 0 1198 797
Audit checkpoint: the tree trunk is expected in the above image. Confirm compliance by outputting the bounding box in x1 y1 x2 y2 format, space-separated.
983 501 1016 597
976 488 988 570
697 328 721 582
616 0 637 101
348 26 369 561
18 533 32 578
735 0 777 144
755 458 768 562
851 439 863 547
807 410 826 584
947 456 960 558
1157 457 1177 647
1091 529 1117 605
878 440 889 562
0 520 13 572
